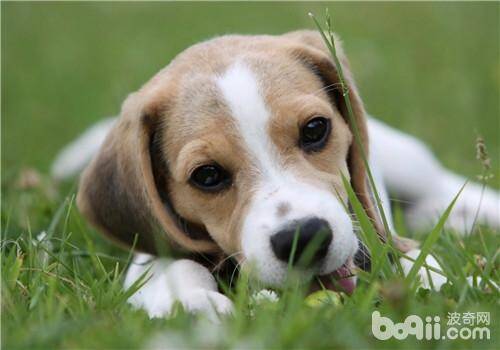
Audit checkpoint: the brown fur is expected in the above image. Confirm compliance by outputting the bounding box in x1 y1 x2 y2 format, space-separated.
77 30 414 260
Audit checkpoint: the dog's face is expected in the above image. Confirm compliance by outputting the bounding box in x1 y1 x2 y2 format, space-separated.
78 31 384 289
166 58 357 285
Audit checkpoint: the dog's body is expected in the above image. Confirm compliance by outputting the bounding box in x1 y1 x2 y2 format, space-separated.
53 31 499 320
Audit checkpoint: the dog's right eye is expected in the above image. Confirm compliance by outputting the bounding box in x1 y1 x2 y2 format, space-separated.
189 164 231 192
300 116 331 152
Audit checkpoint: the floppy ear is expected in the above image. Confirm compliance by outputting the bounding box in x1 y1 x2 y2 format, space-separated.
77 90 220 254
283 30 416 253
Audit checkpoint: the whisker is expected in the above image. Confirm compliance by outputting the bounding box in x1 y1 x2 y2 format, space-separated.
311 82 343 97
211 251 243 273
229 258 245 289
388 197 416 205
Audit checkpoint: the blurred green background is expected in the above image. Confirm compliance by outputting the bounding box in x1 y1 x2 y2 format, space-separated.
2 2 499 181
2 4 499 349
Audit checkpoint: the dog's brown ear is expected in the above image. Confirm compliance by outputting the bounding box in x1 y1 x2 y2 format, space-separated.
77 91 219 254
283 30 416 253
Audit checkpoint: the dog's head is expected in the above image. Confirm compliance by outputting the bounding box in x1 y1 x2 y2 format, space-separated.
78 30 410 289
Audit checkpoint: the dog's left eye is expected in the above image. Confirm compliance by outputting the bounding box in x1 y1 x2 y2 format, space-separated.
190 164 231 192
300 116 331 152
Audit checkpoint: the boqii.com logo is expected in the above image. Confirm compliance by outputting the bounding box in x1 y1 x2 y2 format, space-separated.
372 311 491 340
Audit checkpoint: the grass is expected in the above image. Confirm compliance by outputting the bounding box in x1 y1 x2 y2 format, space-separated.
2 2 499 349
2 182 499 349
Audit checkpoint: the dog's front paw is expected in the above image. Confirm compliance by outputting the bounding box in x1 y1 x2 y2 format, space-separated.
127 289 175 319
179 289 234 322
129 288 233 321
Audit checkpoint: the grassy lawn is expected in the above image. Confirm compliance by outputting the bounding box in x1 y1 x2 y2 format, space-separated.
2 2 499 349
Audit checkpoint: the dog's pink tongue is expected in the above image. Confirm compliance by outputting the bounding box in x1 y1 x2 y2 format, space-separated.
317 263 357 295
333 265 357 295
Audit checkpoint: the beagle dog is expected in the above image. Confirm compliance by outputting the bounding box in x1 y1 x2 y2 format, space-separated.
53 30 499 319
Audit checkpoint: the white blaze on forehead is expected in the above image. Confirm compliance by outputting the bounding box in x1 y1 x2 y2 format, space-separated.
215 62 357 286
215 62 280 178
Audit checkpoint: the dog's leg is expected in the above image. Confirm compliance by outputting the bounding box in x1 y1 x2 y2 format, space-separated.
124 254 233 321
369 156 448 290
399 249 447 291
368 117 499 233
399 249 499 291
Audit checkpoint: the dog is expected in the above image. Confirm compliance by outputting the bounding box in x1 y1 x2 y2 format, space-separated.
52 30 499 320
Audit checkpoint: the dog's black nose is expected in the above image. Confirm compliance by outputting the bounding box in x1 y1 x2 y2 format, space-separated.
270 217 332 266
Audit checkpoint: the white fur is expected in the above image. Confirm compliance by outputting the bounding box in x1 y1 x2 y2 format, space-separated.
51 117 117 180
216 62 358 285
400 249 447 291
124 254 233 321
215 62 280 180
240 179 358 285
400 249 498 291
368 117 500 233
52 71 499 320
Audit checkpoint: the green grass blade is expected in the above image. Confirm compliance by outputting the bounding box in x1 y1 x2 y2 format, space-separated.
309 11 404 276
404 183 465 289
341 174 393 280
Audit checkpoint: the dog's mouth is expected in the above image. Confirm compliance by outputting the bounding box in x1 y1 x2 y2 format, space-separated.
314 257 357 294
